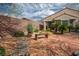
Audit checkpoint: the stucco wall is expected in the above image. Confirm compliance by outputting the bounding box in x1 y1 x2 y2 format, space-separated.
54 14 77 20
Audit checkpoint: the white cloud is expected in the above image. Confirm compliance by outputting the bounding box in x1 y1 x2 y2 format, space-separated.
1 3 78 20
18 3 59 20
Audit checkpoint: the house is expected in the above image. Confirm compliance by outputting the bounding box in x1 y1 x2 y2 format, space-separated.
43 8 79 30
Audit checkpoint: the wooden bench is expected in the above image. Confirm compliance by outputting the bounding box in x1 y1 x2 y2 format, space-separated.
35 33 48 40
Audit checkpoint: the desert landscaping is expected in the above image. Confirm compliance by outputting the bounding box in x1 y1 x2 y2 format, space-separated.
0 4 79 56
27 32 79 56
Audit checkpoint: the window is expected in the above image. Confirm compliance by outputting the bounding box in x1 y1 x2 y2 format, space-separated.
62 20 68 25
70 19 75 24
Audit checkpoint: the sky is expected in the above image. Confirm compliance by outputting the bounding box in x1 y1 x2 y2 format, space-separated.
0 3 79 20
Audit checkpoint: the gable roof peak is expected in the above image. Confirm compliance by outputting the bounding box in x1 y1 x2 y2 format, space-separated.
63 7 79 12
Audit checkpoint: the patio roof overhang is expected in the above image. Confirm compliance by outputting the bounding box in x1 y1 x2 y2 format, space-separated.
43 8 79 22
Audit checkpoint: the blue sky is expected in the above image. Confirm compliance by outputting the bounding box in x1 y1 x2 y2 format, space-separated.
0 3 79 20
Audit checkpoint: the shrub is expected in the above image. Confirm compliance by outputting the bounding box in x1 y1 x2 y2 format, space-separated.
68 24 73 32
52 20 61 33
0 47 5 56
72 50 79 56
75 24 79 30
34 29 39 32
46 28 51 32
27 24 33 33
14 31 24 37
74 24 79 32
58 24 68 34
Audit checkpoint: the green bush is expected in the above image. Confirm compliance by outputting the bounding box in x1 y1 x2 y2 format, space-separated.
68 24 73 32
51 20 70 34
0 47 5 56
34 29 39 32
14 31 24 37
75 24 79 30
52 20 61 33
27 24 33 33
46 28 51 32
58 24 68 34
72 50 79 56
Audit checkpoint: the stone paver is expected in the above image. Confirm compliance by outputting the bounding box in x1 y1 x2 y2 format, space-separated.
12 37 28 56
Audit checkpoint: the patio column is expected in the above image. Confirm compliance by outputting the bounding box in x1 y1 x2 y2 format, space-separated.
68 20 70 25
73 22 76 27
73 18 79 27
44 21 46 30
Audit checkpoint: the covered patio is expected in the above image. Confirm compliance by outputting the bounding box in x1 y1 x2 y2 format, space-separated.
43 8 79 31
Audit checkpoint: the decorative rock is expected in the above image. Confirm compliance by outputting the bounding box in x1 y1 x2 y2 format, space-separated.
24 32 28 36
60 42 69 51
